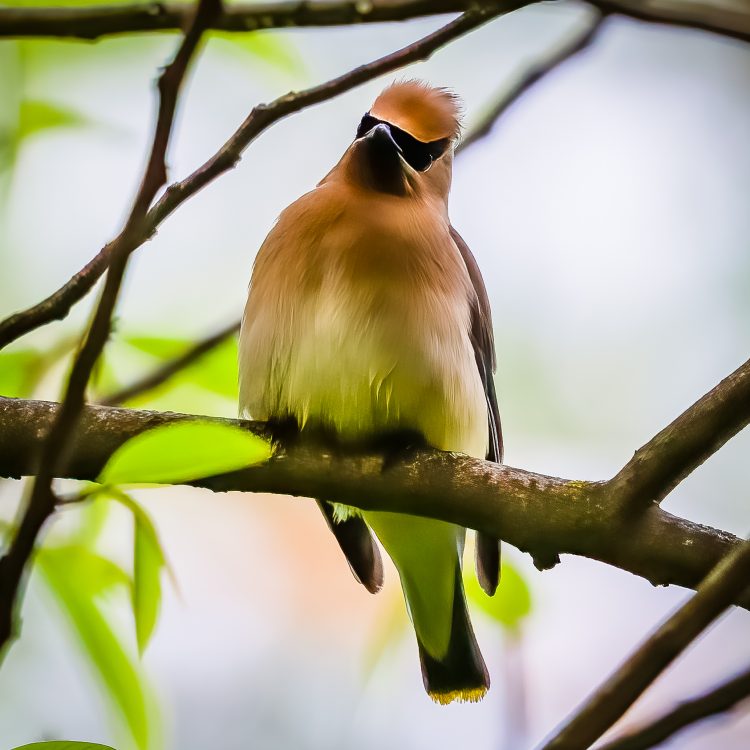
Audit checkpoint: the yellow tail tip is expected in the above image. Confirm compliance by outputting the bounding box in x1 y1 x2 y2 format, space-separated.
428 687 488 705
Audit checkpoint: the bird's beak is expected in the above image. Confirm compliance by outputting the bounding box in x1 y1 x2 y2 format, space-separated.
367 122 403 156
355 122 407 195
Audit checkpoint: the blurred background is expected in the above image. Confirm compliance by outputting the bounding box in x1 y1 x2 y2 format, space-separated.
0 1 749 748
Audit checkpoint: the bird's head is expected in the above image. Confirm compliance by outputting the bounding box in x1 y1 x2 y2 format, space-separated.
331 81 462 204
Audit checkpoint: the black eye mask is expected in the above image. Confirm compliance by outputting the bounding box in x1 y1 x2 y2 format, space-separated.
356 113 451 172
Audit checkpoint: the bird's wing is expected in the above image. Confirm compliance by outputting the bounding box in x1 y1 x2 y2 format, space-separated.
450 226 503 596
316 501 384 594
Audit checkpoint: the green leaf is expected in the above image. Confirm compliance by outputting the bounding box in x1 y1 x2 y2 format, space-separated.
37 546 151 750
210 32 304 76
4 0 137 7
17 99 84 140
0 339 76 397
465 559 533 634
98 420 272 486
124 334 239 401
107 489 169 654
0 350 43 397
11 743 117 750
124 336 187 360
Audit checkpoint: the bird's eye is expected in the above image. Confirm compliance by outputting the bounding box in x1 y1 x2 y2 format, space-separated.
389 127 451 172
356 113 380 139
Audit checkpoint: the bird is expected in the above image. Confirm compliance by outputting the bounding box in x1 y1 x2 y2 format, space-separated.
239 80 502 704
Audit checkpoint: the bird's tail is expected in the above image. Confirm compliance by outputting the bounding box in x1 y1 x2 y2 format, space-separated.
364 511 489 704
417 567 489 704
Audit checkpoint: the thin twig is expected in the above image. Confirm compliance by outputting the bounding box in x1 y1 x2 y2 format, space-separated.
539 540 750 750
457 10 607 155
101 11 608 406
0 2 518 352
1 0 749 42
596 664 750 750
0 0 221 659
100 320 239 406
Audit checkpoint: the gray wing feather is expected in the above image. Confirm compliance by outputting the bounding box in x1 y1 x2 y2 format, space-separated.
450 226 503 596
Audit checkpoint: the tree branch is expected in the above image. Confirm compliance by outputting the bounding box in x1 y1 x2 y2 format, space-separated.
0 3 516 352
0 395 747 612
456 8 607 155
540 539 750 750
609 356 750 512
596 664 750 750
587 0 750 44
1 0 749 43
0 0 220 659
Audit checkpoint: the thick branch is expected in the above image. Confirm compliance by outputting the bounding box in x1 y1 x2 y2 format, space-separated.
0 0 220 659
0 396 746 610
1 0 749 42
610 356 750 511
0 3 514 351
597 664 750 750
540 540 750 750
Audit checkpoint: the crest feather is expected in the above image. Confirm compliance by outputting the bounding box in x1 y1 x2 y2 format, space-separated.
370 80 462 143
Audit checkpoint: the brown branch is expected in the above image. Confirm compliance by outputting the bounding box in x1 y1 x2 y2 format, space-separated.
587 0 750 44
100 320 239 406
0 395 747 612
1 0 749 42
540 539 750 750
609 356 750 511
0 2 517 352
0 0 477 39
0 0 220 660
457 9 607 155
100 13 609 406
597 664 750 750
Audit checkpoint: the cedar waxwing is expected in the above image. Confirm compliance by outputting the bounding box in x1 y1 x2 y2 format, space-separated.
239 81 503 704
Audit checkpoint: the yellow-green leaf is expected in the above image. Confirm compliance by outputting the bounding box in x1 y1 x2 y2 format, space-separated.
465 559 533 634
0 350 43 397
12 743 116 750
107 489 169 655
18 100 84 140
211 32 304 76
98 420 272 485
124 334 239 401
124 335 187 360
37 546 151 750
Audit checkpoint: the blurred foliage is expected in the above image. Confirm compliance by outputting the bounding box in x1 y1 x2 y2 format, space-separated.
12 743 117 750
0 338 76 398
37 543 153 750
17 99 85 140
464 558 533 635
0 350 43 397
101 488 172 655
123 334 239 403
209 32 304 76
0 0 303 185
